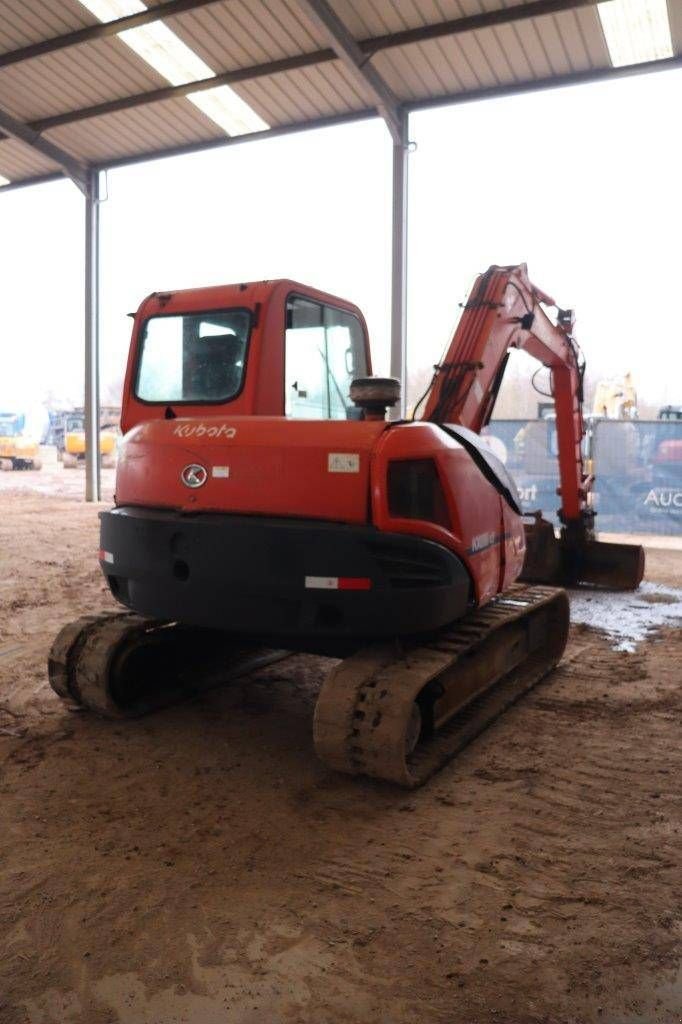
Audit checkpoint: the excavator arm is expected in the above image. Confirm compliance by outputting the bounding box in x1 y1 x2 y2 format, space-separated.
421 264 644 589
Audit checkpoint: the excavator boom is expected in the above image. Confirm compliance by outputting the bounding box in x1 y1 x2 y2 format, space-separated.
422 264 644 589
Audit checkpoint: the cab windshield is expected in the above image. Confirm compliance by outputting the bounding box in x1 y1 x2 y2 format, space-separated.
0 414 23 437
135 309 251 403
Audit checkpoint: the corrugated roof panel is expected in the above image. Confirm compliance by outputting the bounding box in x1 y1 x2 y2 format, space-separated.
342 0 445 99
252 64 343 119
527 12 574 75
488 21 536 79
0 36 166 122
401 40 463 94
245 66 329 120
331 0 395 38
230 75 308 125
573 5 611 66
510 16 558 79
670 0 682 56
374 43 439 99
406 43 459 96
307 61 372 110
334 0 481 39
414 34 479 91
375 0 476 92
344 0 467 104
467 26 522 85
273 0 343 50
371 5 616 106
221 59 372 128
336 0 566 41
553 9 593 72
435 29 501 90
44 95 224 163
0 0 95 54
169 0 321 68
333 0 376 37
0 137 58 180
333 0 418 99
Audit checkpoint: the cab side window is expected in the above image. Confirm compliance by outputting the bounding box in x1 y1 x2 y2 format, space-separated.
285 296 368 419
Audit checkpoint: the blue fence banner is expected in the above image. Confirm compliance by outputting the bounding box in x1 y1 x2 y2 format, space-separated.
591 420 682 535
481 419 562 524
481 419 682 536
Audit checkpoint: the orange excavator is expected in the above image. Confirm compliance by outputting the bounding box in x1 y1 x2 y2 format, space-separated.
48 265 644 787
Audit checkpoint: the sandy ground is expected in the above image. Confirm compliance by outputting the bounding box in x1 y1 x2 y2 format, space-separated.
1 482 681 1024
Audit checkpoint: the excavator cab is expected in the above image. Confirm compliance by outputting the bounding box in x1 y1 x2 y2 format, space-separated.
122 280 372 433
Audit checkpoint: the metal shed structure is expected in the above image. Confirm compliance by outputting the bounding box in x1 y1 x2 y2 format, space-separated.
1 0 680 499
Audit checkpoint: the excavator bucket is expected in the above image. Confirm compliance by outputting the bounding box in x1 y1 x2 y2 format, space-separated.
521 514 645 590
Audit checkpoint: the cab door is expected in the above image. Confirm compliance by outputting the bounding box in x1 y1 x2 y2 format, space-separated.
284 295 368 420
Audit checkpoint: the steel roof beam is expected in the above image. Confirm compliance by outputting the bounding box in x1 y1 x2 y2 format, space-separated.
0 0 226 69
0 0 601 74
294 0 404 143
91 51 682 169
0 105 89 192
365 0 601 54
5 51 336 137
3 46 681 191
0 0 604 142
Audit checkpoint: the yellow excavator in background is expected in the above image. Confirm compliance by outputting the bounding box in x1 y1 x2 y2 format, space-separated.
0 410 42 470
592 372 638 419
57 410 118 469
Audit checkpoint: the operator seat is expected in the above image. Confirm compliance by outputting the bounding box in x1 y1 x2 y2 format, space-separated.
188 334 245 399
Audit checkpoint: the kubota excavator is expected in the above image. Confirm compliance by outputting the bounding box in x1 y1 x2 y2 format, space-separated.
48 265 644 787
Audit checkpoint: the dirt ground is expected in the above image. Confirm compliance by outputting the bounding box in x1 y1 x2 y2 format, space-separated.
1 479 681 1024
0 447 115 503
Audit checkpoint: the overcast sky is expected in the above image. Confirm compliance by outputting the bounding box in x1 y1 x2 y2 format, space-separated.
0 64 680 412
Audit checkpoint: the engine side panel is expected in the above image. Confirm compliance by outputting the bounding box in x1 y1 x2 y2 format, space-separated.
371 423 525 605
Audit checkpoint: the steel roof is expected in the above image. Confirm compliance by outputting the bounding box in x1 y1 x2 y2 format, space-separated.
0 0 680 189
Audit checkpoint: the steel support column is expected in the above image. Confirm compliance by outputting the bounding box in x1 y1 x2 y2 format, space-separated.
390 111 409 418
84 170 101 502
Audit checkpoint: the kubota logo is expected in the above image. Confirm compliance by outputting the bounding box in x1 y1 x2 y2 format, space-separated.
173 423 236 439
181 464 208 489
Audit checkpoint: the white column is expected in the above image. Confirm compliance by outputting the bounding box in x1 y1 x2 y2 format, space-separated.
389 110 409 418
84 169 101 502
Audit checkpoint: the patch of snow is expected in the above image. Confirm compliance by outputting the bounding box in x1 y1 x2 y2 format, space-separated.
568 581 682 652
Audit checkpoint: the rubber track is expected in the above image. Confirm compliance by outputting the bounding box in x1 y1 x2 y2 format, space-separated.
313 584 569 788
48 612 130 702
48 612 288 718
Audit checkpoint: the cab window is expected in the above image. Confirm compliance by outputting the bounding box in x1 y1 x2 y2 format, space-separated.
285 296 367 419
135 309 251 403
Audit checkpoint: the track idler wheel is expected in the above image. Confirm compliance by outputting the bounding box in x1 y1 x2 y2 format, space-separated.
49 613 166 716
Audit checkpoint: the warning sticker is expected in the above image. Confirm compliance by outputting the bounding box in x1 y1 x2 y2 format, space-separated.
328 453 360 473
